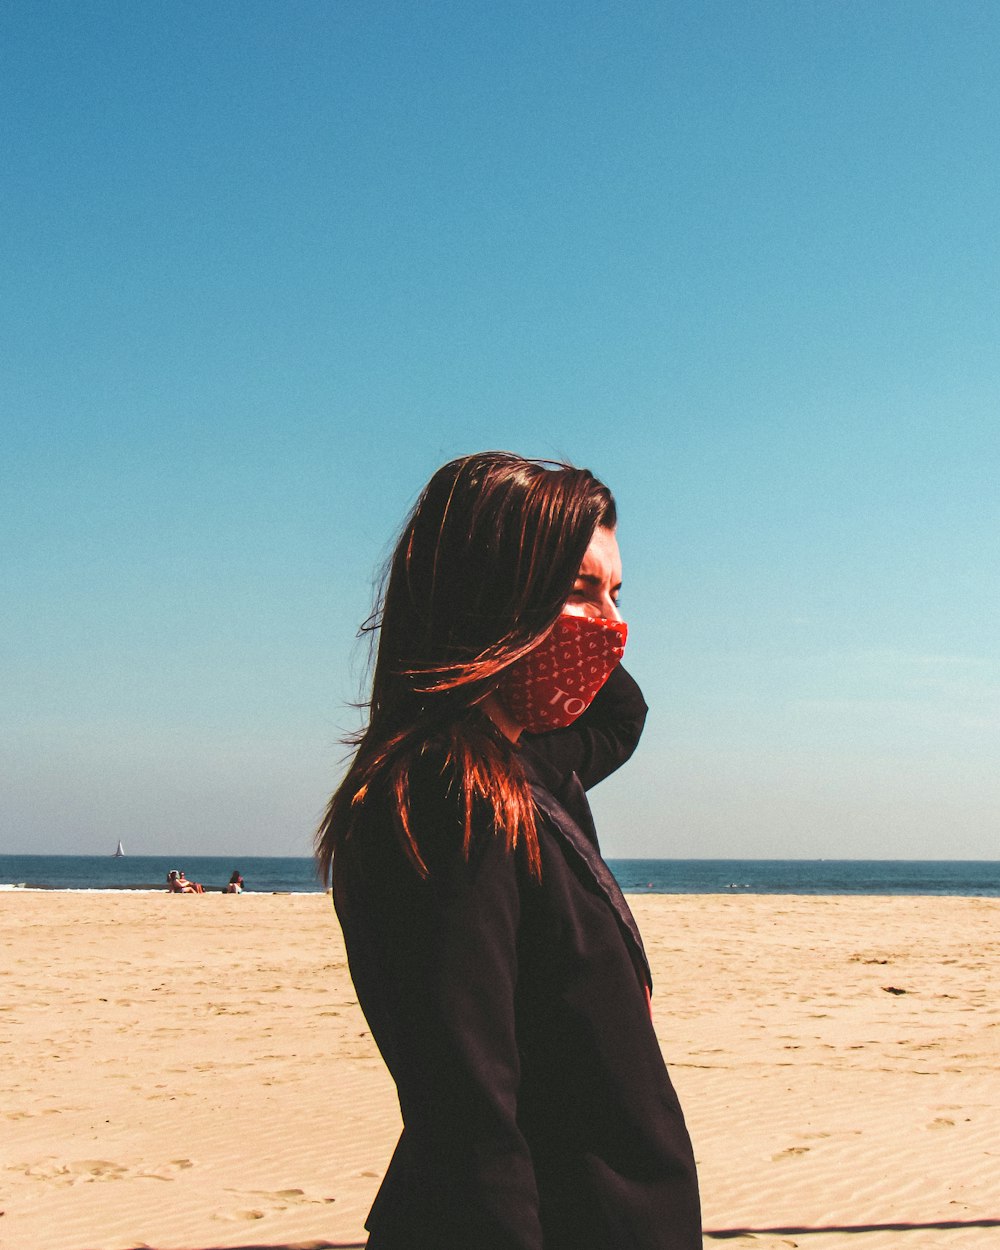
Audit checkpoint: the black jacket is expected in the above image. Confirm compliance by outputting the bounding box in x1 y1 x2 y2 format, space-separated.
333 666 701 1249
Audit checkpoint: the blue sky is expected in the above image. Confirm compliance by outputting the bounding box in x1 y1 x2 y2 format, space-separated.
4 1 998 859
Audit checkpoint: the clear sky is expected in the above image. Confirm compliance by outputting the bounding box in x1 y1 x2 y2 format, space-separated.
4 1 998 860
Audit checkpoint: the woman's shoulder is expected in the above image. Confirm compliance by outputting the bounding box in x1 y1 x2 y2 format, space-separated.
348 744 489 871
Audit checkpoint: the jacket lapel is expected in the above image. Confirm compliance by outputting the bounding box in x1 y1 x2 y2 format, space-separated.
529 779 652 991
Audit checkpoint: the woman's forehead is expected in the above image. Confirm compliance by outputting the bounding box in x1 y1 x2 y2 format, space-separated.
578 527 621 582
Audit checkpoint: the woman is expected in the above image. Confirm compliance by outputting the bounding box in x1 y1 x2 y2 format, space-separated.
166 870 203 894
318 452 700 1250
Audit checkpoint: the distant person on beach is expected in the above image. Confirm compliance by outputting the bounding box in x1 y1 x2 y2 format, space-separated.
166 870 203 894
318 452 701 1249
225 870 244 893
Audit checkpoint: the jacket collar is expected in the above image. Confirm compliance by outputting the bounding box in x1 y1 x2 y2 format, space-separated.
525 767 651 991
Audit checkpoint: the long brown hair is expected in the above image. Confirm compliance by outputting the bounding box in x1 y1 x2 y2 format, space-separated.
315 451 617 883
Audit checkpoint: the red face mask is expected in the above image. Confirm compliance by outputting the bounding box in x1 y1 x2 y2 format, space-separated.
497 613 628 733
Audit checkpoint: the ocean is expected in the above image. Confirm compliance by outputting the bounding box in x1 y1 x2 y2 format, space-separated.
2 854 999 896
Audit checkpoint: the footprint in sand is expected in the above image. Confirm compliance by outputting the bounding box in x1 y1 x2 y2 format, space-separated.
216 1186 337 1223
136 1158 195 1181
23 1159 132 1185
16 1156 198 1186
71 1159 131 1182
771 1146 810 1161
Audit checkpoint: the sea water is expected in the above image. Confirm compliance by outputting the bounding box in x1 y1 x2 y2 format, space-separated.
2 854 999 896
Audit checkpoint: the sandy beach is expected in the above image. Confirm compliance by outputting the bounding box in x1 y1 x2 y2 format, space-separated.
2 890 997 1250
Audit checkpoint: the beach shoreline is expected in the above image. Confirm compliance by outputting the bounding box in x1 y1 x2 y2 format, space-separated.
3 891 997 1249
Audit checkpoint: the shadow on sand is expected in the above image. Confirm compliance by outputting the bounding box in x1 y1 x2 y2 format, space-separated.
705 1218 1000 1239
132 1242 365 1250
99 1221 1000 1248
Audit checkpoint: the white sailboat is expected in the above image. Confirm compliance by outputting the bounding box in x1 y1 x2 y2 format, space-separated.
113 840 125 858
